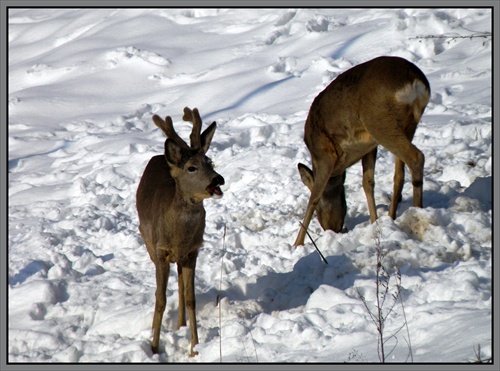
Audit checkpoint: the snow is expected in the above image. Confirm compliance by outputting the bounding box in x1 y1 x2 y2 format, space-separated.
7 8 493 364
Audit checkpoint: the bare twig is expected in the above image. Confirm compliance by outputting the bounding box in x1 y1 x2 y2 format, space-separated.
299 222 328 264
410 32 491 46
217 224 227 363
239 329 259 363
470 344 492 363
356 225 413 363
248 328 259 363
397 273 413 363
411 32 491 40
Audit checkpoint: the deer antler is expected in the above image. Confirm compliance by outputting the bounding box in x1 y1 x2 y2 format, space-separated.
183 107 202 151
152 114 189 149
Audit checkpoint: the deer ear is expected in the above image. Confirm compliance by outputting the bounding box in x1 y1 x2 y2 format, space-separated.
165 138 183 166
200 122 216 154
298 163 314 191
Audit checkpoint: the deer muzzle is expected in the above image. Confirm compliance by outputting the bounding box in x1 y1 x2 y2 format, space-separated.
207 174 225 199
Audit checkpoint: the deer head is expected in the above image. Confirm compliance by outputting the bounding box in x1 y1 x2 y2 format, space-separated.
298 163 346 233
152 107 224 204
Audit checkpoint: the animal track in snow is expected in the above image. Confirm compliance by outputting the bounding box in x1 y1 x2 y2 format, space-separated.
106 46 170 68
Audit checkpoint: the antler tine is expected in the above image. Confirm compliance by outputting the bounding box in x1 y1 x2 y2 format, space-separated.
183 107 202 150
152 114 189 148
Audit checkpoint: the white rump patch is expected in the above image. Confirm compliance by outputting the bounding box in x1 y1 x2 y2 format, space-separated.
395 80 429 104
395 80 430 121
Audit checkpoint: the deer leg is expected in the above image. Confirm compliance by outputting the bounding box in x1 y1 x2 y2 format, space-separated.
177 263 186 329
402 121 423 209
362 148 378 223
389 144 423 209
294 157 335 247
389 157 405 219
151 249 170 354
181 252 199 357
372 124 424 213
386 119 423 214
294 198 315 247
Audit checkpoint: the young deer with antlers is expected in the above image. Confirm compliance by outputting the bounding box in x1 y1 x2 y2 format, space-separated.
136 107 225 356
294 56 430 247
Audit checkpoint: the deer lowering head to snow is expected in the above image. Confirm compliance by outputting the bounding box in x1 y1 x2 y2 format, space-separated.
136 107 225 356
294 56 430 247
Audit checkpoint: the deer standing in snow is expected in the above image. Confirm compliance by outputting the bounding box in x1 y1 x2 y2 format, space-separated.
136 107 225 356
294 56 430 247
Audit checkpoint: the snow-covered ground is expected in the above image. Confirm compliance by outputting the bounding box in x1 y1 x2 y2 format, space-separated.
8 8 493 363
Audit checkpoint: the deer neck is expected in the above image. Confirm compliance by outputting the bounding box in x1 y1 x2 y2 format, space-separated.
173 184 205 208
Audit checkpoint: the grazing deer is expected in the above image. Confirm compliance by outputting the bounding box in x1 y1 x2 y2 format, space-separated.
294 56 430 247
136 107 225 356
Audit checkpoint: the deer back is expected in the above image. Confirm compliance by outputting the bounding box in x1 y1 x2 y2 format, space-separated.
304 56 429 170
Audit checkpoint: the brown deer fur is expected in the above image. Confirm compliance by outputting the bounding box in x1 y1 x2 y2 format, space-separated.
136 107 224 356
295 56 430 247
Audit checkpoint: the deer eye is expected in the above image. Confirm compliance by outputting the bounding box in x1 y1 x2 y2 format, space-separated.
187 166 197 173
